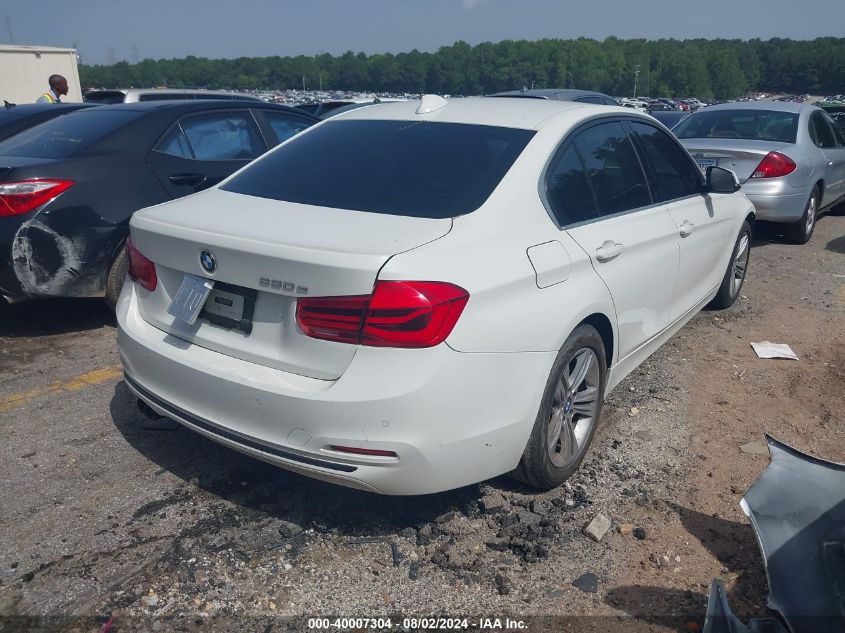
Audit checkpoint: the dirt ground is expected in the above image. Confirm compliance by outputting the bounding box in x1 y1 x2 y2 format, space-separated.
0 211 843 633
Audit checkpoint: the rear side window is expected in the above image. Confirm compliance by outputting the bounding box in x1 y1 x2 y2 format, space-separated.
0 110 141 158
222 120 534 218
809 112 837 148
674 109 798 143
628 121 702 202
573 121 651 216
180 112 264 160
260 111 312 144
154 126 193 158
545 145 598 226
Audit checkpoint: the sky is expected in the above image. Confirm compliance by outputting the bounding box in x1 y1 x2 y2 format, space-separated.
3 0 844 65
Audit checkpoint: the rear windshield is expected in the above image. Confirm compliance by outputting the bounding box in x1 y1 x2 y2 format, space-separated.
674 109 799 143
83 91 126 104
0 110 141 158
222 119 535 218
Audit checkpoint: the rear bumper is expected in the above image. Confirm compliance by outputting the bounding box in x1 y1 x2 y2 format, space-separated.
116 284 555 495
742 182 810 223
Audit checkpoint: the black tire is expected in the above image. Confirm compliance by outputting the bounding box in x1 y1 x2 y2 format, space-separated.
104 244 128 311
512 324 607 490
784 186 818 244
708 220 752 310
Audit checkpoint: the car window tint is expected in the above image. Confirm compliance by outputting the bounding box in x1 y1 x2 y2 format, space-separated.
575 96 604 105
140 93 196 101
261 112 312 144
826 113 845 147
180 112 264 161
810 112 837 149
545 145 598 225
629 121 701 202
222 120 534 219
154 125 193 159
674 110 799 143
0 110 141 159
573 121 651 216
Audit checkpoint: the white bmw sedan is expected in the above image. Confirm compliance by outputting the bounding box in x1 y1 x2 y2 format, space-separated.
117 96 754 495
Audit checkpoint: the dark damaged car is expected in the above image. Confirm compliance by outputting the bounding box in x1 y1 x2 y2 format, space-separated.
0 101 318 306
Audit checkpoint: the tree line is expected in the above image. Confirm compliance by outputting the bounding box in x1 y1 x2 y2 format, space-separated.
79 37 845 100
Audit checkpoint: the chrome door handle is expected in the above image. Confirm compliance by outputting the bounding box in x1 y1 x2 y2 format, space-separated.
595 240 624 262
679 221 695 238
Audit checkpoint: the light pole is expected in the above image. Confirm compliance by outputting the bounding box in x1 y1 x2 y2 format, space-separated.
633 64 640 99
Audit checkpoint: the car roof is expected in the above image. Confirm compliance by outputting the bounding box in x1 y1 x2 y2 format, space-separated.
0 103 94 118
72 100 311 116
701 101 810 114
489 88 613 101
329 96 629 130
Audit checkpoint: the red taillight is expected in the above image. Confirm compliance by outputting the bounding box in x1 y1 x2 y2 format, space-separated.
126 238 157 292
751 151 797 179
330 445 398 457
296 281 469 348
0 179 75 216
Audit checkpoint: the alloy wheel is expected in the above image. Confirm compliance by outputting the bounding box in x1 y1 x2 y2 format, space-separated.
806 194 816 236
730 233 750 298
547 348 601 468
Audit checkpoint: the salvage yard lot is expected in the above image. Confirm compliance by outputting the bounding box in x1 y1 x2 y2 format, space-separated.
0 213 843 631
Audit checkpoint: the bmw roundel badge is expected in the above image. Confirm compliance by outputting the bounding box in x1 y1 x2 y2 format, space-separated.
200 250 216 273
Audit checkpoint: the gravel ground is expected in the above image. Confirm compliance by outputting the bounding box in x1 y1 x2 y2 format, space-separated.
0 211 843 632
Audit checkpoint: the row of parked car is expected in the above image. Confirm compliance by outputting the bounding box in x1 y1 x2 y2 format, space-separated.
1 88 843 497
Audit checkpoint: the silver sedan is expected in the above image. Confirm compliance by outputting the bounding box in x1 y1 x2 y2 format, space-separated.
674 102 845 243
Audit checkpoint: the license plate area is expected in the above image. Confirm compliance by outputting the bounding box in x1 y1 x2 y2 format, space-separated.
168 274 214 325
696 158 717 172
200 282 257 335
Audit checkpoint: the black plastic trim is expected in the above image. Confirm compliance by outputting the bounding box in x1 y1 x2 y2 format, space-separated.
124 373 357 473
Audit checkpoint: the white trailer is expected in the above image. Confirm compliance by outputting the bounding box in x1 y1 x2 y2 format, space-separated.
0 45 83 104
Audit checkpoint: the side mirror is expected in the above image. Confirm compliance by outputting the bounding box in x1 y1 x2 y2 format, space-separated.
705 166 741 193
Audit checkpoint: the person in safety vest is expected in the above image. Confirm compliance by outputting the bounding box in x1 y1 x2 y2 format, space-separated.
36 75 69 103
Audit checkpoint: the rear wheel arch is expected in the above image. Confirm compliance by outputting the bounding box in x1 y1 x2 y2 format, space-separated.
580 312 614 368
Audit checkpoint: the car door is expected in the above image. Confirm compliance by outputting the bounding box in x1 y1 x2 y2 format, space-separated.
627 120 736 320
146 109 268 198
809 111 845 205
546 119 679 362
818 112 845 205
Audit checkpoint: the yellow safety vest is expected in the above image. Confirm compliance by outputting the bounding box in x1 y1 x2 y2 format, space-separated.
37 92 56 103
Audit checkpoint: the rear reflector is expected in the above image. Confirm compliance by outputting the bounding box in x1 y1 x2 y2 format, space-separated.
330 445 398 457
0 179 75 217
126 238 157 292
751 151 797 179
296 280 469 348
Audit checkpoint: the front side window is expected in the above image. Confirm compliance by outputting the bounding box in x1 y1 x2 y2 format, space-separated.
629 121 702 203
674 109 799 143
545 145 598 226
573 121 651 216
222 120 534 218
179 112 264 161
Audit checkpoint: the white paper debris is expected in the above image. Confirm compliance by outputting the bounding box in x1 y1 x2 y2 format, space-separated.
750 341 799 360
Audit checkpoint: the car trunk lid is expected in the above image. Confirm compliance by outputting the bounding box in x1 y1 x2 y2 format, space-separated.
681 139 793 182
129 189 453 380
